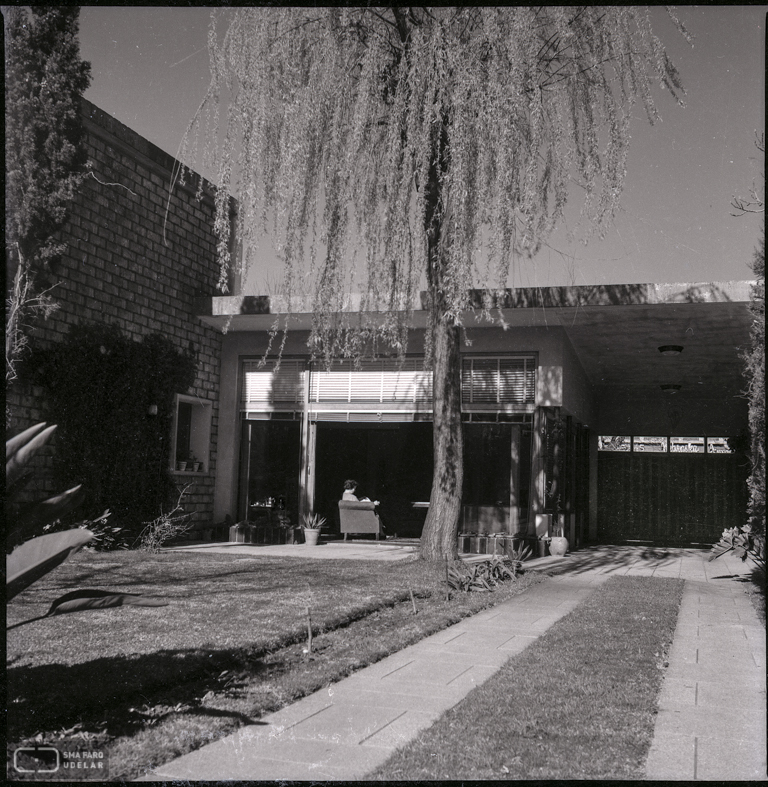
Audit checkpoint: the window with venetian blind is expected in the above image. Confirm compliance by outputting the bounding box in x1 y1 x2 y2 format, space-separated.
241 360 304 411
309 358 433 404
461 356 536 408
241 355 537 416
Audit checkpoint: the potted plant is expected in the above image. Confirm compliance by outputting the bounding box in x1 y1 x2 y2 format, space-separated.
189 454 201 472
549 513 569 557
301 513 326 546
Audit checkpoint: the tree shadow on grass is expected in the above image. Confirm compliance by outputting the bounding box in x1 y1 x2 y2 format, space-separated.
6 645 282 743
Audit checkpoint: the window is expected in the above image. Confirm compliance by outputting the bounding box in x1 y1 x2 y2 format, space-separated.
242 360 304 411
598 435 736 454
633 436 668 453
670 437 705 453
461 356 535 407
172 394 212 472
598 435 631 452
706 437 734 454
309 358 432 404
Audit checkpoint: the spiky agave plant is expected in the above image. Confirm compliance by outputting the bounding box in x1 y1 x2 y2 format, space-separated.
6 423 168 615
6 423 90 600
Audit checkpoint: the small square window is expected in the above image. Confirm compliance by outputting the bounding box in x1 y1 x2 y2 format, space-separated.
172 395 212 472
633 436 668 453
670 437 705 453
598 436 631 452
706 437 734 454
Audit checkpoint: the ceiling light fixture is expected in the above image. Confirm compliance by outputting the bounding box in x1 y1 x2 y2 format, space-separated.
658 345 684 355
660 384 681 394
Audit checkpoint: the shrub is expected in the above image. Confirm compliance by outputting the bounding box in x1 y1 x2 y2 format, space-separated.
28 323 196 543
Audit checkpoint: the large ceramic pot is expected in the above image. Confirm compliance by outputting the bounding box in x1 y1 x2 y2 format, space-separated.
549 536 569 557
303 528 320 546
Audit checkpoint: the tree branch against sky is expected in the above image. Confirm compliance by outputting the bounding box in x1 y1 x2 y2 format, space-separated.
187 6 690 560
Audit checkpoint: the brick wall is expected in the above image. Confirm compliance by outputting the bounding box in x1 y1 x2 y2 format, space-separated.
7 98 223 529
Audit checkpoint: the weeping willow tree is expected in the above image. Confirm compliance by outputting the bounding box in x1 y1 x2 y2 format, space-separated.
186 6 688 560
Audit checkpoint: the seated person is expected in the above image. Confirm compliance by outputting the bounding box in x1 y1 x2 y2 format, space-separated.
342 479 379 505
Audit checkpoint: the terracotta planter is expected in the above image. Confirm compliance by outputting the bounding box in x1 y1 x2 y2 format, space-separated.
304 528 320 546
549 536 569 557
537 540 550 558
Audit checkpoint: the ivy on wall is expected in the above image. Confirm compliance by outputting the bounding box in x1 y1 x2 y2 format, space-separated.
29 323 197 541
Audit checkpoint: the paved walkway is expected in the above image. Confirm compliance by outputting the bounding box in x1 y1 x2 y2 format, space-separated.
138 546 766 781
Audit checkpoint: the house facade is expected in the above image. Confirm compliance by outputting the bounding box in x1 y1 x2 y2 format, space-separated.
197 281 752 548
9 100 753 547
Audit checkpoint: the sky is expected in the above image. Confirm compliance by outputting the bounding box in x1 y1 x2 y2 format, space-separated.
78 5 766 292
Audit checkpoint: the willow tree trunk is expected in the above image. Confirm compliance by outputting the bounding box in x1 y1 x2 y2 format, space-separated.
419 117 463 561
420 311 463 561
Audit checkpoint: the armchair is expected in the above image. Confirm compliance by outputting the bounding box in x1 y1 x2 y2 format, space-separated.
338 500 384 540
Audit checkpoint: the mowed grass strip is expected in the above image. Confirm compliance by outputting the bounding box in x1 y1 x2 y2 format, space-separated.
370 575 684 781
6 548 543 781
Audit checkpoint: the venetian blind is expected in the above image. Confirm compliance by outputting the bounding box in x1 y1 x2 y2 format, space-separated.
309 359 433 403
241 360 304 407
461 357 536 405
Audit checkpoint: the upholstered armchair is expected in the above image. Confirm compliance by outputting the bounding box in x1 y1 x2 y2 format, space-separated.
338 500 384 540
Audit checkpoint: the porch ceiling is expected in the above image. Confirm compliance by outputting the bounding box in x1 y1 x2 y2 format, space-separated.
555 300 753 395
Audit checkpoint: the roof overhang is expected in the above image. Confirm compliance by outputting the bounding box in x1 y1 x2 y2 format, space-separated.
195 281 755 396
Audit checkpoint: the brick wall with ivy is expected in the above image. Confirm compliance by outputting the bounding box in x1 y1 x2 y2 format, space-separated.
7 98 223 530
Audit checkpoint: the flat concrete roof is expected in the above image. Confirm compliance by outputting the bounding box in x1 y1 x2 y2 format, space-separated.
195 281 753 333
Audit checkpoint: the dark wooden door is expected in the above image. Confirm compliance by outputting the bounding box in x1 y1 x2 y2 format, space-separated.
597 452 749 545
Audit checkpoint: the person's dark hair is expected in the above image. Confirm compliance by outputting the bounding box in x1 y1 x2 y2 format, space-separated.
343 479 358 490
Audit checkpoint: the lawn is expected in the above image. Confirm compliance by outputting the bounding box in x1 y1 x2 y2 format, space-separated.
6 548 543 781
369 574 684 781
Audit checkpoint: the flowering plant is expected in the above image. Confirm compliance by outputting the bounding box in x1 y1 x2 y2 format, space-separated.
708 525 765 571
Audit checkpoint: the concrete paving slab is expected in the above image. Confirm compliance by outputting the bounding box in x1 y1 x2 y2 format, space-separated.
644 732 697 780
359 709 443 749
695 735 768 780
695 680 766 710
331 672 470 703
652 706 765 742
325 684 463 715
284 702 407 746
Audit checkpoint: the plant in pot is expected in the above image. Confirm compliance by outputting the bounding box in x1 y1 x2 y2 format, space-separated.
549 498 569 557
301 513 326 546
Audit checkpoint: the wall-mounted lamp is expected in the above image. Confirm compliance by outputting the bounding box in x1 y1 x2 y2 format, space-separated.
147 404 158 416
660 384 681 395
658 345 683 355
